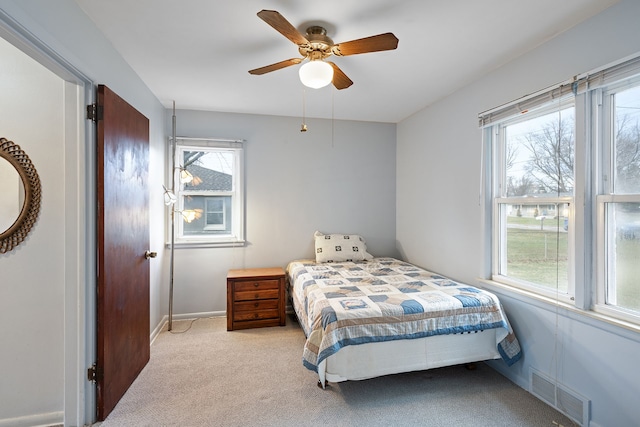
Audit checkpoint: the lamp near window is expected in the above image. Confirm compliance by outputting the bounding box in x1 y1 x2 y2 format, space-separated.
163 185 176 206
163 185 202 223
166 102 202 331
179 167 194 184
180 209 203 223
299 59 333 89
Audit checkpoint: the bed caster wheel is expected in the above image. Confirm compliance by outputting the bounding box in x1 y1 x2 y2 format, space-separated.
465 363 477 370
317 380 328 389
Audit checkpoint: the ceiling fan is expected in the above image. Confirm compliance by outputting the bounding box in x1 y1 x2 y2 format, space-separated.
248 10 399 90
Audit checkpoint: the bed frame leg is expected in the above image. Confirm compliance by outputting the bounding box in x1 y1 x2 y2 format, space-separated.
465 362 477 370
317 360 328 389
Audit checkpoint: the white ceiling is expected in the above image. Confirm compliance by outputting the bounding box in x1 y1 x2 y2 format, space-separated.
75 0 618 123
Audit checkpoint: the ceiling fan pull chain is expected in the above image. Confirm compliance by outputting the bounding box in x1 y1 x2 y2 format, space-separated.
301 87 307 132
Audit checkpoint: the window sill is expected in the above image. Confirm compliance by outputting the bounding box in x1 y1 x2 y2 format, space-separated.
477 278 640 342
165 240 246 249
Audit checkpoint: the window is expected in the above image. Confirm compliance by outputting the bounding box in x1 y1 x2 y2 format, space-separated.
204 197 227 231
171 138 244 246
481 55 640 325
596 77 640 321
489 97 575 300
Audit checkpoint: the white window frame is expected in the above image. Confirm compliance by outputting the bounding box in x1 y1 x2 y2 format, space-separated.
487 97 576 303
480 54 640 327
595 195 640 324
593 75 640 324
492 197 575 302
168 137 245 247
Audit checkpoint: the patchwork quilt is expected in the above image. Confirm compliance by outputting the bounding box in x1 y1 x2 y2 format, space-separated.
286 258 521 373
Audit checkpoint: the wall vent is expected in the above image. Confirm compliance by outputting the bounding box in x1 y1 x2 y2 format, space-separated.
530 368 590 426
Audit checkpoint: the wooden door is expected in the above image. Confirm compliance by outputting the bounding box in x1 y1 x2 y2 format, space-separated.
96 85 150 420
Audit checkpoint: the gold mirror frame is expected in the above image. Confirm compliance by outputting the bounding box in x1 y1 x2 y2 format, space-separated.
0 137 41 253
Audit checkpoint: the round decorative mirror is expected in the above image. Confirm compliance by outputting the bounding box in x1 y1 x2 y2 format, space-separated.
0 137 41 253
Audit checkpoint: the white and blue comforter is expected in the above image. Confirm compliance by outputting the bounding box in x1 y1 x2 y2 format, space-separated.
287 258 521 373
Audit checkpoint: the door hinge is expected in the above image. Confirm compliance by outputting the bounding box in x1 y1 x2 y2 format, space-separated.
86 103 103 122
87 362 101 383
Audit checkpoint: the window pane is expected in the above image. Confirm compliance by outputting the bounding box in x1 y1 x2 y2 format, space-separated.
205 197 225 230
613 86 640 194
182 195 232 235
606 202 640 312
499 202 569 292
504 108 574 197
182 150 233 191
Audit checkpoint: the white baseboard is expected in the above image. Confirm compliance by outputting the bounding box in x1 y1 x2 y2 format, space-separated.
150 316 167 344
0 411 63 427
151 311 226 343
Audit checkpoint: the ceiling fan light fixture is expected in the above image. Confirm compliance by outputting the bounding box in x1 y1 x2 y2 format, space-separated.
299 60 333 89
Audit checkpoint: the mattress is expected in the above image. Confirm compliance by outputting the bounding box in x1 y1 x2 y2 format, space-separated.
286 257 521 382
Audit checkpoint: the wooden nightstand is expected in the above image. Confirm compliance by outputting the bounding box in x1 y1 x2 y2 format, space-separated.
226 267 286 331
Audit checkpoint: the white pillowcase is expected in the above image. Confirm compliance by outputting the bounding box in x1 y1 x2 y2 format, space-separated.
314 231 373 263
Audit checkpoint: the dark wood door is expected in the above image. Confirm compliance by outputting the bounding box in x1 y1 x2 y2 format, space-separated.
96 84 150 420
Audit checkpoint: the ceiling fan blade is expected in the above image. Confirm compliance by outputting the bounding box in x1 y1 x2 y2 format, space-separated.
257 10 309 46
327 62 353 90
249 58 303 75
331 33 399 56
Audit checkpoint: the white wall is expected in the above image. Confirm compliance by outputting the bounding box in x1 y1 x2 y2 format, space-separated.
397 1 640 426
0 0 167 425
0 36 65 424
167 110 398 315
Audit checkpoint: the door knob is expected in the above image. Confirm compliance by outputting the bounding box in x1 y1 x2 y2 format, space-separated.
145 250 157 259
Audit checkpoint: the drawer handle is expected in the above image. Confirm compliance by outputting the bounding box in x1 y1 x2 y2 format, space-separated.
254 313 259 318
253 282 259 287
255 293 260 299
254 302 259 307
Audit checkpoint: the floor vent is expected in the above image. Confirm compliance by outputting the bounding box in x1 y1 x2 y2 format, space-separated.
530 369 590 426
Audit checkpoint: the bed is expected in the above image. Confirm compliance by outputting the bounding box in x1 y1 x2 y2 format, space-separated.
286 233 521 387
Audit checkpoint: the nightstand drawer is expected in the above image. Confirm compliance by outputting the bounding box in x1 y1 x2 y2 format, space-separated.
234 299 280 312
233 279 280 292
233 309 280 322
234 289 279 301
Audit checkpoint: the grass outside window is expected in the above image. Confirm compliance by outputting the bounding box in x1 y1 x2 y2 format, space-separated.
505 215 568 292
505 215 640 311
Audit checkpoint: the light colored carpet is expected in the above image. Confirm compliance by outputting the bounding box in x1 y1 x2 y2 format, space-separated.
99 315 575 427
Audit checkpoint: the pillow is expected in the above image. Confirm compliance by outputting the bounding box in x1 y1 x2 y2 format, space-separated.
314 231 373 263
